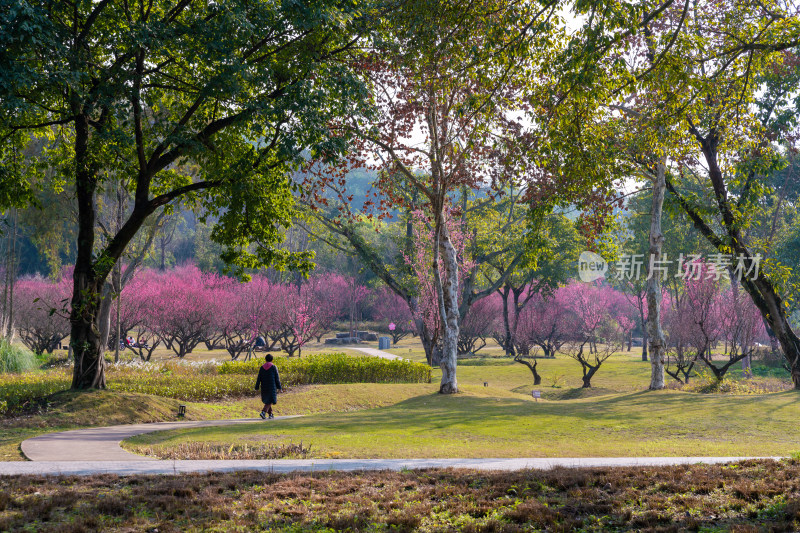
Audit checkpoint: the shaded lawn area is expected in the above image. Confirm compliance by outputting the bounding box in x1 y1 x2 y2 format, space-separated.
2 461 800 532
126 388 800 459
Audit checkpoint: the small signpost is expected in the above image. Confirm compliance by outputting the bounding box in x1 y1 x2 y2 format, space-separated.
532 390 541 402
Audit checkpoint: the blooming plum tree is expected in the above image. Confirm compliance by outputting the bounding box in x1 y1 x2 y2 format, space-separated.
561 282 624 388
13 275 71 354
457 294 500 356
147 265 219 358
372 287 415 345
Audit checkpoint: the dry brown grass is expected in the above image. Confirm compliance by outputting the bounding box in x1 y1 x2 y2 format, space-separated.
2 460 800 532
132 441 312 460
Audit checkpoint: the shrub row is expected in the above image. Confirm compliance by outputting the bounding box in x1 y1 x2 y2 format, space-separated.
0 370 72 415
219 353 432 385
0 368 255 415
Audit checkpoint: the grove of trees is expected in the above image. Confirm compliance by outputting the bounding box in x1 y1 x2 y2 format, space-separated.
1 0 799 394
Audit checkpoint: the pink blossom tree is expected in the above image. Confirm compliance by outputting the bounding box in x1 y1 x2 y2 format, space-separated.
678 270 765 382
13 275 72 354
272 282 330 357
371 287 415 344
229 274 280 359
207 278 250 361
309 273 360 341
111 272 161 361
511 286 579 385
561 282 625 388
457 293 500 356
719 287 766 365
663 290 698 383
515 288 575 359
147 265 218 358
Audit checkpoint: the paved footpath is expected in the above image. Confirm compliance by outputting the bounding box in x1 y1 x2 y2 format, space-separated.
0 456 778 477
4 418 779 477
21 417 302 462
350 346 403 360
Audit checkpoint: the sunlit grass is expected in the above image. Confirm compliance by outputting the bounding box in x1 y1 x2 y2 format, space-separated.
126 387 800 459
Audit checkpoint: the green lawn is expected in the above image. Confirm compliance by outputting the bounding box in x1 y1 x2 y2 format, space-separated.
5 342 795 461
125 387 800 459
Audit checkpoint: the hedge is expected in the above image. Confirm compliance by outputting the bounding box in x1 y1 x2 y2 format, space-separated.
219 353 432 385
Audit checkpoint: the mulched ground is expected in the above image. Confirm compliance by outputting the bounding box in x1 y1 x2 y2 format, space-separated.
2 459 799 532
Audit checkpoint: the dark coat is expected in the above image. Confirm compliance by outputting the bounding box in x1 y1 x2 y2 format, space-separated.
255 363 282 404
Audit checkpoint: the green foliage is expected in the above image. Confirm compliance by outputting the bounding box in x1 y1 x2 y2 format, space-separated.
0 370 71 415
1 0 380 286
688 369 778 395
219 353 432 385
0 340 38 374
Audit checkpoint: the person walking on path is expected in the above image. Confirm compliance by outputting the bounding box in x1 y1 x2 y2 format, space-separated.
255 353 282 419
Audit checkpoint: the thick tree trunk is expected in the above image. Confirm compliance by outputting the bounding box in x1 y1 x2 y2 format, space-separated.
582 364 597 388
435 221 460 395
748 279 800 387
70 280 107 389
646 160 667 390
71 114 107 390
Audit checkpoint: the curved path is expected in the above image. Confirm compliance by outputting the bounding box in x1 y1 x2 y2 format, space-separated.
21 417 301 462
4 419 779 476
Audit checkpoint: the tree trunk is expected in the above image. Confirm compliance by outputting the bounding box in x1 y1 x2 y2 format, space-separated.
70 114 108 390
641 319 648 361
3 208 18 341
582 364 597 388
500 286 514 356
70 283 107 390
514 355 541 385
97 285 114 352
434 221 460 395
646 160 667 390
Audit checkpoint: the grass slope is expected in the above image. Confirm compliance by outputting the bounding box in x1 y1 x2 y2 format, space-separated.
126 388 800 459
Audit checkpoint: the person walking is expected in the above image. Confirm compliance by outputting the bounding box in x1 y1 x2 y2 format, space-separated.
255 353 282 419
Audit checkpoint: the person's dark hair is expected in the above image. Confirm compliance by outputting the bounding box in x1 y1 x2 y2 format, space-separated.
265 353 273 362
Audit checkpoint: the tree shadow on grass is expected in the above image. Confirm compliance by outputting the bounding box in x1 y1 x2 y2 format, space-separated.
159 389 800 454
